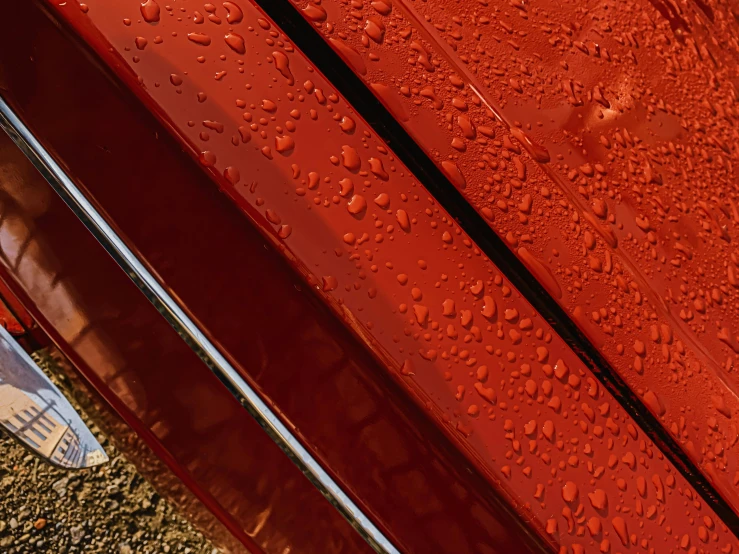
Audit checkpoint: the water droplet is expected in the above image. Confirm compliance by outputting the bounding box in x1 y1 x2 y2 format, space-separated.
302 3 327 22
347 194 367 216
374 193 390 209
225 32 246 54
339 115 356 133
562 481 578 502
588 489 607 510
265 209 281 225
643 390 666 416
510 128 549 163
368 157 389 180
474 382 496 404
371 0 392 15
396 209 411 232
140 0 160 23
413 304 429 325
481 296 496 319
322 276 338 292
224 166 240 184
275 135 295 155
188 33 212 46
611 517 628 546
278 225 292 239
199 151 216 167
222 1 243 24
339 178 354 197
273 51 294 84
341 145 361 171
364 17 385 44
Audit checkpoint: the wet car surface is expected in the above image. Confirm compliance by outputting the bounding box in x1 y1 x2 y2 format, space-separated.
2 0 739 552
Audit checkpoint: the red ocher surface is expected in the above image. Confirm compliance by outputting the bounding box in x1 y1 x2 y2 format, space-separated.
288 0 739 516
42 0 739 551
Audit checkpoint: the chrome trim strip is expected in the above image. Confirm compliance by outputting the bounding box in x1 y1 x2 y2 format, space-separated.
0 96 398 554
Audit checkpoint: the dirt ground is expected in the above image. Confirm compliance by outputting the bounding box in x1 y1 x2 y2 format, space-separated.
0 353 217 554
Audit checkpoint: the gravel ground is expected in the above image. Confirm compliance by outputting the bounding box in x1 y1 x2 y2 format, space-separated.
0 352 217 554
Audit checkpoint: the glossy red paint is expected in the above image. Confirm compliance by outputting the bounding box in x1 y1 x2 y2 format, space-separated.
7 0 735 551
288 0 739 516
0 3 552 553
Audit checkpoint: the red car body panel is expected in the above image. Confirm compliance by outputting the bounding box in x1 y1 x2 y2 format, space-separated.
287 0 739 515
0 108 365 554
0 0 738 553
0 3 546 553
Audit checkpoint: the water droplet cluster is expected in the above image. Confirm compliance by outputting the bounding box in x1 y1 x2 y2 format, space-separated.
55 0 739 550
294 0 739 522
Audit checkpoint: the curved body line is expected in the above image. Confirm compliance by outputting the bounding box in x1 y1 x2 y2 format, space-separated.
0 95 398 554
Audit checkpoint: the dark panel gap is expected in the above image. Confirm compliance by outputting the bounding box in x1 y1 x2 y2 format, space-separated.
255 0 739 533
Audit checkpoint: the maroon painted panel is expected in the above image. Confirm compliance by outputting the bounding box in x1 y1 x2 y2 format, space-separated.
0 127 370 554
12 0 738 552
288 0 739 516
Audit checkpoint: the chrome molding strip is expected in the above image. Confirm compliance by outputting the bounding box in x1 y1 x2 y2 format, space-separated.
0 96 398 554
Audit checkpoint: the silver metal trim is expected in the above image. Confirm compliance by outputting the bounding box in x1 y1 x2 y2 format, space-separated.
0 95 398 554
